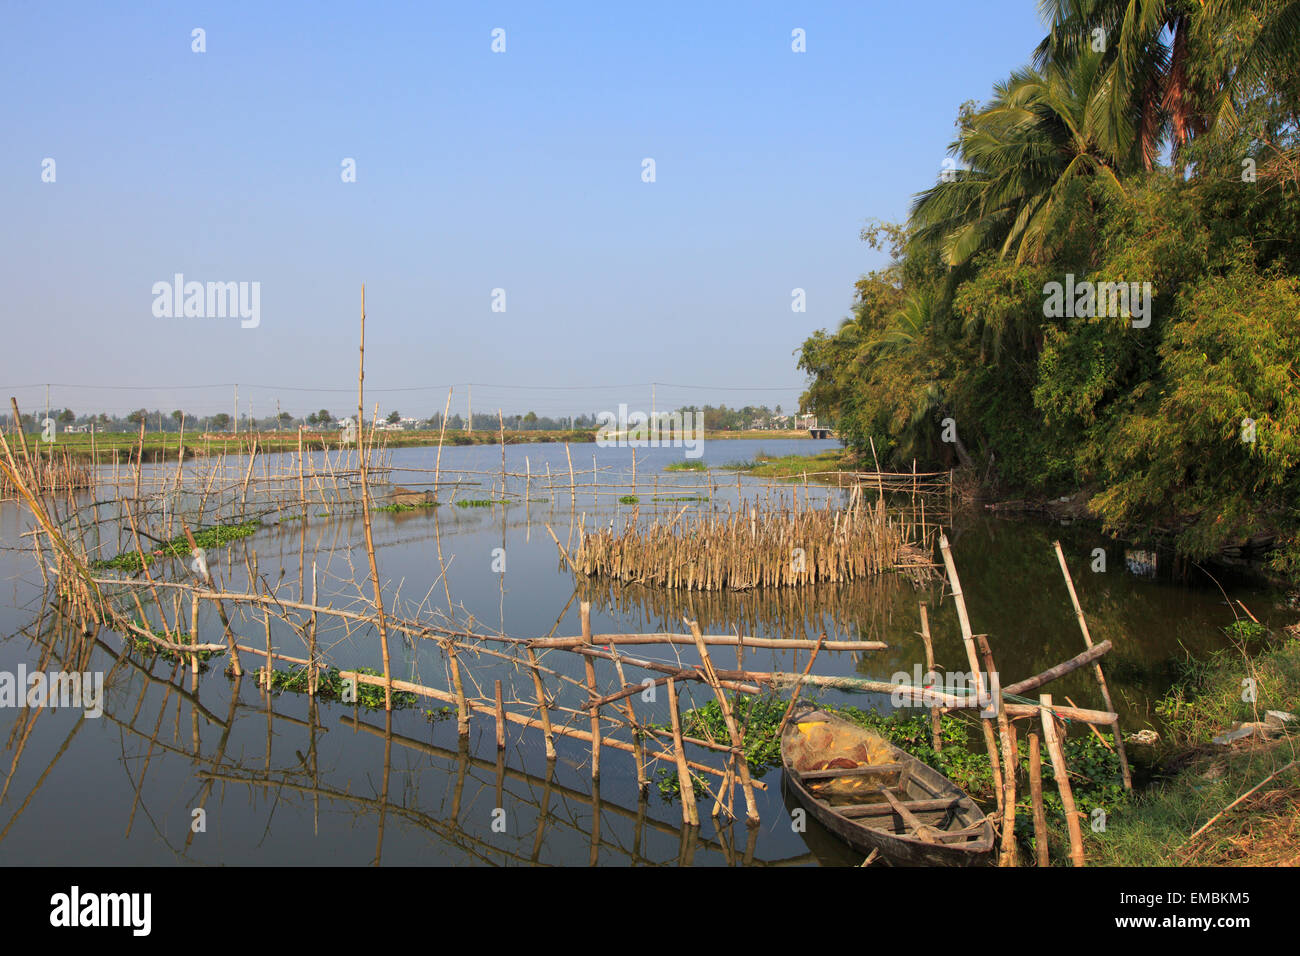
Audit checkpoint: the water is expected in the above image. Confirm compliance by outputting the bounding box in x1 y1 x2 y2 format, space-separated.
0 439 1284 865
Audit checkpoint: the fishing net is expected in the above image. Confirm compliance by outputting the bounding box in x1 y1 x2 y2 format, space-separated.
789 718 900 802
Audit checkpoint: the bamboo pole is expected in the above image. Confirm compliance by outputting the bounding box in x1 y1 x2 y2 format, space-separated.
494 679 505 750
1040 693 1085 867
581 601 600 781
525 646 555 759
689 620 759 825
919 602 941 752
939 534 1003 810
1028 731 1050 867
974 632 1017 866
356 284 393 711
1052 541 1131 790
666 678 699 827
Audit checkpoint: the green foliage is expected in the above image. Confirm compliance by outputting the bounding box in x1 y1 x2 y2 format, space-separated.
795 1 1300 577
375 500 438 513
92 520 261 573
618 495 640 504
649 694 789 801
261 666 418 710
1154 625 1300 747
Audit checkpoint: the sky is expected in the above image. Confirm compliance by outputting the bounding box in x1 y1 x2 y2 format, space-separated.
1 1 1049 424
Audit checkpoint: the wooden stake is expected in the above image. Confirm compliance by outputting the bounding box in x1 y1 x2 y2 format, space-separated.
919 602 941 752
666 678 699 827
581 601 600 781
494 679 506 750
1028 731 1050 867
1053 541 1132 790
1040 694 1085 867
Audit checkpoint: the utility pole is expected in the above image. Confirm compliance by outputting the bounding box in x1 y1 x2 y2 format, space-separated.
234 384 239 435
651 382 656 438
467 384 472 435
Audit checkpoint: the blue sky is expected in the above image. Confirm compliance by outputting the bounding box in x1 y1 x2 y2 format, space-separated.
1 1 1048 423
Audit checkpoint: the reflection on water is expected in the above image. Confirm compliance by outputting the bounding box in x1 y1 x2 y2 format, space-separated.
0 440 1285 865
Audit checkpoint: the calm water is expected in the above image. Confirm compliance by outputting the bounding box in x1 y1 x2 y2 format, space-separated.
0 439 1283 865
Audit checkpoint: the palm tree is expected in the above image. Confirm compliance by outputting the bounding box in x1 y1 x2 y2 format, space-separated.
1032 0 1291 167
910 49 1130 267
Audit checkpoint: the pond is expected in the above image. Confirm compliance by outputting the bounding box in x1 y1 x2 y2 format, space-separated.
0 439 1283 866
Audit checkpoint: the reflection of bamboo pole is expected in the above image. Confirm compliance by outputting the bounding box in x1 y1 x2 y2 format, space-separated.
1028 731 1050 867
1040 693 1085 867
1052 540 1132 790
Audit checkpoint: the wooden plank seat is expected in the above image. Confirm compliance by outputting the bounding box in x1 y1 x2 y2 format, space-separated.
795 762 905 782
838 796 962 818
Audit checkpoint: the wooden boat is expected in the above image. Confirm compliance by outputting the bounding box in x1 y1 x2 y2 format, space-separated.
781 707 994 866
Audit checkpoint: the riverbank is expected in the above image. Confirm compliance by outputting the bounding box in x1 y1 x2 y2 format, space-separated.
21 428 818 463
1084 628 1300 866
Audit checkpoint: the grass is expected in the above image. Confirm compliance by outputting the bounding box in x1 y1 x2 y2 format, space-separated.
664 460 706 472
618 495 640 504
455 498 507 508
1083 629 1300 865
375 500 439 514
92 519 261 573
728 449 853 478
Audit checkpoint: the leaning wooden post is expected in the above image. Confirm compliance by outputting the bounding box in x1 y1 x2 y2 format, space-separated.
581 601 600 781
448 642 469 737
494 680 506 750
975 632 1017 866
666 678 699 827
1052 540 1132 790
939 534 1004 810
1040 694 1086 867
525 646 555 759
609 647 647 794
690 620 760 826
1028 731 1050 867
919 602 941 752
356 284 393 710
